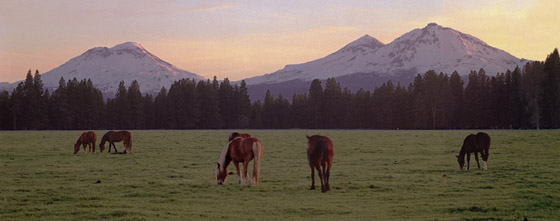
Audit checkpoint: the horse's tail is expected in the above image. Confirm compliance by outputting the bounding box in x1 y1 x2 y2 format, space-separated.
252 140 263 185
127 134 132 153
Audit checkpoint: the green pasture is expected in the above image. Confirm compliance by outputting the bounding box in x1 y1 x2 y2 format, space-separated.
0 130 559 220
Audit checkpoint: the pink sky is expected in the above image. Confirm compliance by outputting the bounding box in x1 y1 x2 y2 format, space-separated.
1 0 559 83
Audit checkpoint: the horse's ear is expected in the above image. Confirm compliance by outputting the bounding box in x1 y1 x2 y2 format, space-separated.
306 135 311 140
455 155 459 158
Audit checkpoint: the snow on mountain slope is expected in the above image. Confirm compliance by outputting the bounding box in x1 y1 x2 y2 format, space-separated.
8 42 206 96
244 23 527 85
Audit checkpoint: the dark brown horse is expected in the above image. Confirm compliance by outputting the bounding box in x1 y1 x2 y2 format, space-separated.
216 136 263 186
74 131 97 154
99 131 132 154
456 132 491 171
307 135 334 193
228 132 251 141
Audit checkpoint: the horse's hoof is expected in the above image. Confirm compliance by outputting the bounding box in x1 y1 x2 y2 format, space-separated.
310 186 315 190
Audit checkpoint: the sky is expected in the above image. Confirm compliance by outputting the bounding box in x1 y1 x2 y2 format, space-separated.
1 0 559 83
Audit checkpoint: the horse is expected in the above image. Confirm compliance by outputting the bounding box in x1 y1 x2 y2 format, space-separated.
99 131 132 154
74 131 97 154
228 132 251 141
456 132 491 171
306 135 334 193
216 136 263 186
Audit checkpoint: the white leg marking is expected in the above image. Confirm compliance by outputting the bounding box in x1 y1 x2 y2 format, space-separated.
239 175 245 186
483 161 487 171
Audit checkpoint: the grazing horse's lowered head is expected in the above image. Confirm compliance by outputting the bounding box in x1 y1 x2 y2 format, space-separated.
73 143 80 154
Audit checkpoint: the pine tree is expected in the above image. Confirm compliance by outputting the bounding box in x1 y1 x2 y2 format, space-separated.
196 80 220 129
541 48 560 128
115 80 129 128
127 80 144 129
154 87 169 129
308 79 323 128
448 71 464 128
218 78 235 128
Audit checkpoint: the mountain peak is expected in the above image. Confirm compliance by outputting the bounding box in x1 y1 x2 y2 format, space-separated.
337 34 384 53
426 22 439 27
111 42 145 50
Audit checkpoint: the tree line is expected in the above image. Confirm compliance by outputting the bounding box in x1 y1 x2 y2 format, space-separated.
1 49 559 130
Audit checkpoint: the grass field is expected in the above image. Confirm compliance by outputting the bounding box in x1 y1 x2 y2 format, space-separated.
1 130 559 220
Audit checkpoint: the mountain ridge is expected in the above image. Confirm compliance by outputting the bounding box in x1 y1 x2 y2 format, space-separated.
243 23 528 86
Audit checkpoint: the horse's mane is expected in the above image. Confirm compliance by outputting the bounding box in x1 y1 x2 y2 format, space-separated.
76 132 86 145
217 143 230 172
100 131 112 145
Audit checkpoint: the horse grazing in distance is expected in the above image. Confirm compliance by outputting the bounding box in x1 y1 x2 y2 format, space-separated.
216 137 263 186
307 135 334 193
456 132 491 171
74 131 97 154
99 131 132 154
228 132 251 141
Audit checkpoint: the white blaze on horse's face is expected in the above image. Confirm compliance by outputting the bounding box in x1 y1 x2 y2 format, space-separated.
216 163 225 185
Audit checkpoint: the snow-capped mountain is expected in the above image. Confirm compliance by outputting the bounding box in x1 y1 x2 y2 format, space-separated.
2 42 205 96
245 23 527 86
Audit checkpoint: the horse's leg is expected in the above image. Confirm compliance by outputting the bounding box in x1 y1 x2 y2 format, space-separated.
83 144 87 154
123 142 128 153
317 165 325 192
326 162 332 191
243 160 251 186
234 161 244 186
466 152 471 171
474 152 480 169
482 149 488 171
321 162 328 192
310 166 316 190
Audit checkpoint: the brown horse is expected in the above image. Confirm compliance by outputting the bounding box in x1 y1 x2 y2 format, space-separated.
307 135 334 193
74 131 97 154
228 132 251 141
216 136 263 186
99 131 132 154
456 132 491 171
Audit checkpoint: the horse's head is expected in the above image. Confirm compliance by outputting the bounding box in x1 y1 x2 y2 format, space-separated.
73 143 79 154
456 155 465 170
99 143 105 152
215 162 227 184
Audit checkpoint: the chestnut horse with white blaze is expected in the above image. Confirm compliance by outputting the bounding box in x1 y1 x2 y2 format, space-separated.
216 137 263 186
74 131 97 154
99 131 132 154
307 135 334 193
457 132 491 171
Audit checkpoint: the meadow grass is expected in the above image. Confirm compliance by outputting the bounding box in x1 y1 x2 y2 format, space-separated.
0 130 559 220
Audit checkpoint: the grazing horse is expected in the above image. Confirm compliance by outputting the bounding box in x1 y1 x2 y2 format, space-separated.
456 132 491 171
74 131 97 154
307 135 334 193
216 137 263 186
99 131 132 154
228 132 251 141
